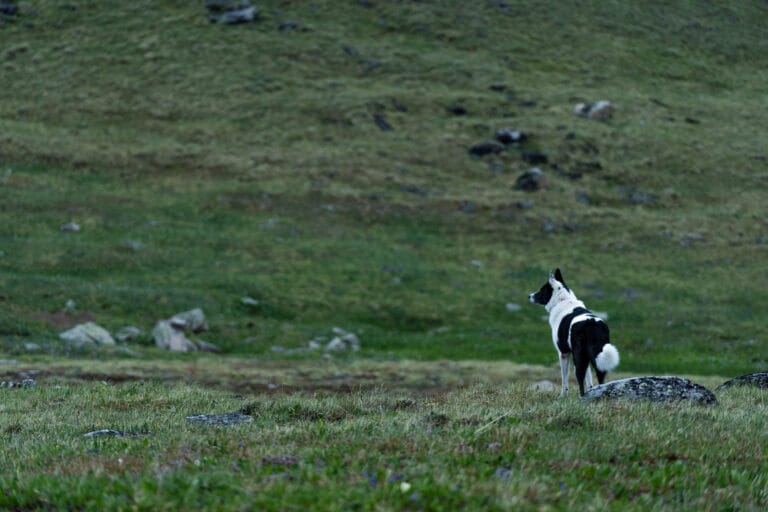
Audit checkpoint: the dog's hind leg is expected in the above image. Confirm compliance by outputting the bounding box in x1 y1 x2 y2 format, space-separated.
574 357 588 396
584 366 594 391
558 353 570 397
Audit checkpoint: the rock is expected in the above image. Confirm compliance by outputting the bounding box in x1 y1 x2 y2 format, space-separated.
207 1 259 24
495 129 527 145
716 372 768 391
60 322 116 349
505 303 522 312
83 429 129 438
0 2 17 16
0 378 35 388
521 150 548 164
373 114 392 131
241 296 260 307
24 342 41 352
574 100 614 120
581 377 717 405
514 168 547 191
170 308 207 333
152 320 197 352
530 380 556 392
326 328 360 351
0 359 18 365
468 141 505 157
448 105 467 115
185 412 254 426
60 222 81 232
115 326 143 342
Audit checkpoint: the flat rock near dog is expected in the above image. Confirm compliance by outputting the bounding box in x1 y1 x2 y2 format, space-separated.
715 372 768 391
581 376 717 405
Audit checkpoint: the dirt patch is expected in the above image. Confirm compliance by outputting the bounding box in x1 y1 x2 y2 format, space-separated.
32 310 95 330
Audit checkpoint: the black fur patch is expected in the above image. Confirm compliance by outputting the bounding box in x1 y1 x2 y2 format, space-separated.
556 307 589 353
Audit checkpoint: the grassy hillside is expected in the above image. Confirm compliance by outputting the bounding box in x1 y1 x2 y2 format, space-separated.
2 1 768 377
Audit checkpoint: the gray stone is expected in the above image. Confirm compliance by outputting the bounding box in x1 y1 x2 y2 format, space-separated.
82 429 147 438
24 342 41 352
530 380 556 392
514 167 546 191
185 413 254 426
207 1 259 24
241 296 260 307
60 322 116 349
581 376 717 405
0 359 18 365
574 100 614 120
505 303 522 313
170 308 207 333
716 372 768 391
468 141 505 157
495 129 527 145
60 222 81 232
0 378 35 388
152 320 197 352
115 326 143 342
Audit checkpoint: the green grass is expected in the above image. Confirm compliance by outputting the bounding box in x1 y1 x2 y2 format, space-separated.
2 0 768 508
0 364 765 511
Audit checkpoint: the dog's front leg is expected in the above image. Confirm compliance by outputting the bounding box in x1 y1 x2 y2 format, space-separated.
558 353 570 397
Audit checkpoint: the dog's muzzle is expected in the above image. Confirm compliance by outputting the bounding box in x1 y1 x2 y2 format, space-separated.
528 293 536 303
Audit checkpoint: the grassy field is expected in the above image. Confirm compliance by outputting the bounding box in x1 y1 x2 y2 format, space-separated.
1 0 768 509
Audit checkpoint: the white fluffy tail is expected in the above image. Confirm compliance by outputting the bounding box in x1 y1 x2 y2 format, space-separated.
596 343 620 372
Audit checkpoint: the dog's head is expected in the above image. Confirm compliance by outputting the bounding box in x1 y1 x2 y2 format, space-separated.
528 268 570 307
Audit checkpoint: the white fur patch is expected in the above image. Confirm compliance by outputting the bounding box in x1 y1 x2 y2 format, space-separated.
596 344 620 372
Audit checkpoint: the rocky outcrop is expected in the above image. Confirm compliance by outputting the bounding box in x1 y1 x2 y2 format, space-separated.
581 376 717 405
716 372 768 391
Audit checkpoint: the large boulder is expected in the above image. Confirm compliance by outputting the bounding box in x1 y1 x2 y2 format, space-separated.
581 376 717 405
59 322 116 349
716 372 768 391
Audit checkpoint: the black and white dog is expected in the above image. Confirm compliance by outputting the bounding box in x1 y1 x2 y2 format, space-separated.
528 269 619 397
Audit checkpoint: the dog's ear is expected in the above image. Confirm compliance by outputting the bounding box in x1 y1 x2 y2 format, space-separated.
554 268 565 284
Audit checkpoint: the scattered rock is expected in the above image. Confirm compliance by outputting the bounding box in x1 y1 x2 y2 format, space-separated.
716 372 768 391
207 0 259 24
24 342 41 352
581 376 717 405
325 327 360 352
495 129 527 145
170 308 208 333
505 303 522 312
0 2 18 16
514 168 547 191
448 105 467 116
574 100 614 120
152 320 198 352
241 296 260 307
530 380 556 392
115 326 143 343
185 413 254 426
60 322 116 349
468 141 505 157
373 114 392 131
0 378 35 388
60 222 81 233
83 429 147 438
521 150 548 164
0 359 18 365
